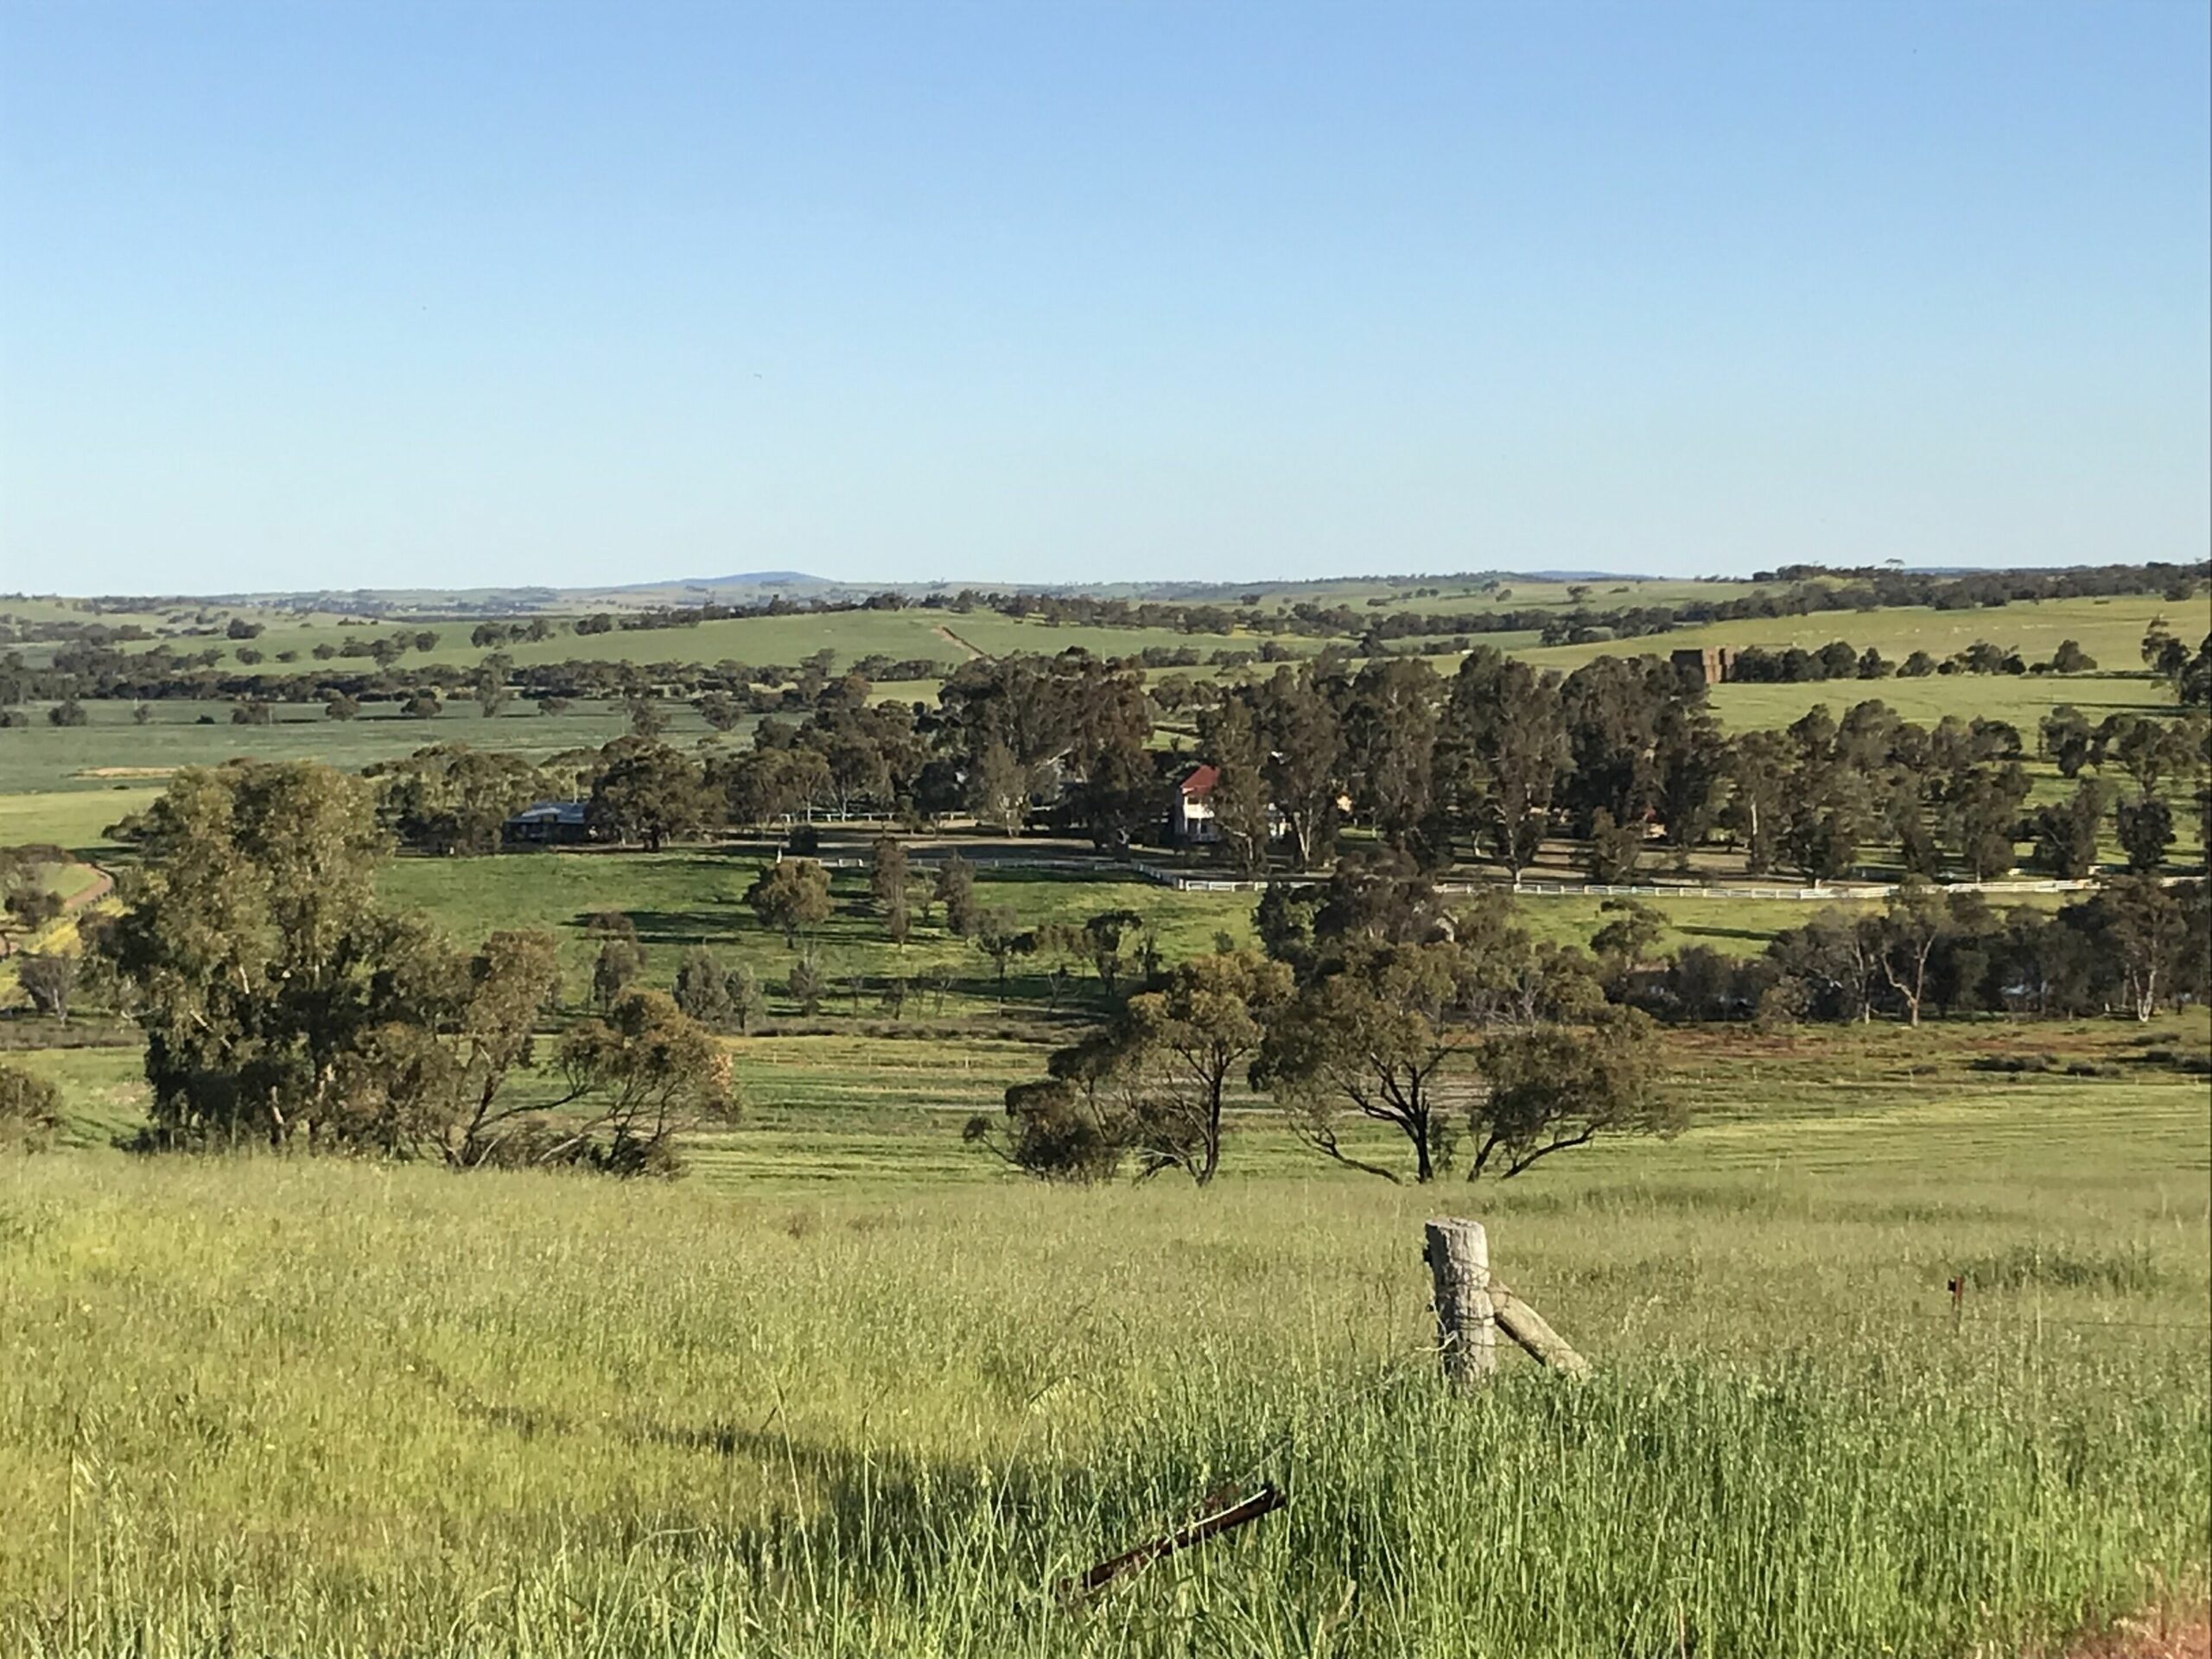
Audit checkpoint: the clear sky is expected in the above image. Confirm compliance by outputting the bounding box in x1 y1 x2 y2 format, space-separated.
3 2 2206 594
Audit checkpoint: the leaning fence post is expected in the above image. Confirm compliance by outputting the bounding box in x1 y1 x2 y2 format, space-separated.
1424 1217 1497 1387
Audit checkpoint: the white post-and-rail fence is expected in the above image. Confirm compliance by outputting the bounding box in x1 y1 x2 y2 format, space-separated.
800 849 2104 904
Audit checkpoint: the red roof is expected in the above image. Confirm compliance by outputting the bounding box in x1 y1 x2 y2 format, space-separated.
1179 764 1219 798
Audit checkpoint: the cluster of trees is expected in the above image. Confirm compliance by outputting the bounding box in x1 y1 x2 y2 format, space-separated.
300 625 2212 897
1719 637 2100 683
980 563 2203 649
0 639 884 714
1183 645 2210 882
1582 874 2209 1028
340 652 1170 855
973 855 1678 1187
85 762 733 1173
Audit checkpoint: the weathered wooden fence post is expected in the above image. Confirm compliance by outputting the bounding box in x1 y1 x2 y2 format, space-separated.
1424 1218 1594 1384
1424 1217 1497 1387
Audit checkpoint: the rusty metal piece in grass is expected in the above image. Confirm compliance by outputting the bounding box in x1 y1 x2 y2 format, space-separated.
1059 1482 1288 1599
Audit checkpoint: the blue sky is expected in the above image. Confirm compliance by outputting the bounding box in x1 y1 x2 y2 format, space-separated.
3 2 2206 593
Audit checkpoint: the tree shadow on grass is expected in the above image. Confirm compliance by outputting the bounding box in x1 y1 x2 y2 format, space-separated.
1673 924 1773 948
406 1351 1101 1586
581 906 747 947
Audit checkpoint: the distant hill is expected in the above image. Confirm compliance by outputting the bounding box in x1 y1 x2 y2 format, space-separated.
621 570 826 590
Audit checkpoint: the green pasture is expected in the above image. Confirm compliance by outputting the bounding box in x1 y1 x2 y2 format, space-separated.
1522 592 2186 672
379 854 1262 1025
1 1021 2203 1656
1514 593 2196 728
58 604 1276 682
376 849 1968 1036
1705 669 2170 731
0 698 693 817
0 790 156 856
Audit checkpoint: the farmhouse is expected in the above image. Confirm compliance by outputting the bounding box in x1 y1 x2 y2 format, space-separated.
500 799 598 849
1170 764 1221 843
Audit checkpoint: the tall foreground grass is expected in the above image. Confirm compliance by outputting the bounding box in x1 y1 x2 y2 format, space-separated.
2 1090 2206 1656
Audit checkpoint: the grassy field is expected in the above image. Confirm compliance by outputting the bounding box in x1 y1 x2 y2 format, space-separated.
17 603 1275 682
380 854 1262 1020
1 1016 2204 1657
3 582 2206 1654
1522 593 2194 730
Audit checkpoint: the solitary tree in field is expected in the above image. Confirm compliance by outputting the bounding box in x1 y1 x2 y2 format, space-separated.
1076 908 1146 1001
869 836 910 946
1467 1007 1675 1179
934 855 978 937
1250 942 1476 1184
673 946 736 1028
786 949 826 1015
16 954 75 1023
1589 899 1666 990
0 849 64 944
730 963 766 1033
747 859 832 947
1120 949 1293 1185
972 906 1029 1009
967 1028 1134 1185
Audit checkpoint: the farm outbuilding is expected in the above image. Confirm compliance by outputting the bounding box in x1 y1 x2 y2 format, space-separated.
500 800 599 849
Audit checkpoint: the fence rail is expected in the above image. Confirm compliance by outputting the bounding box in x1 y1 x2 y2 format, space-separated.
790 850 2113 904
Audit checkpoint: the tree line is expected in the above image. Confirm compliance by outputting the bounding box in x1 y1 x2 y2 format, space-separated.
973 851 2208 1190
149 620 2208 899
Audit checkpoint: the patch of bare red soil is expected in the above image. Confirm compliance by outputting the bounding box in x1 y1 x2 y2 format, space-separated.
2060 1609 2210 1659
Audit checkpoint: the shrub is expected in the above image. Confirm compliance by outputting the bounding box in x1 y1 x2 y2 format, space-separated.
0 1064 62 1152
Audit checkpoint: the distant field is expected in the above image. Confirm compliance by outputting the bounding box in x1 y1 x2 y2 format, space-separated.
0 789 156 855
31 604 1276 681
1518 592 2192 728
11 586 2197 752
0 697 687 811
1521 592 2184 670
